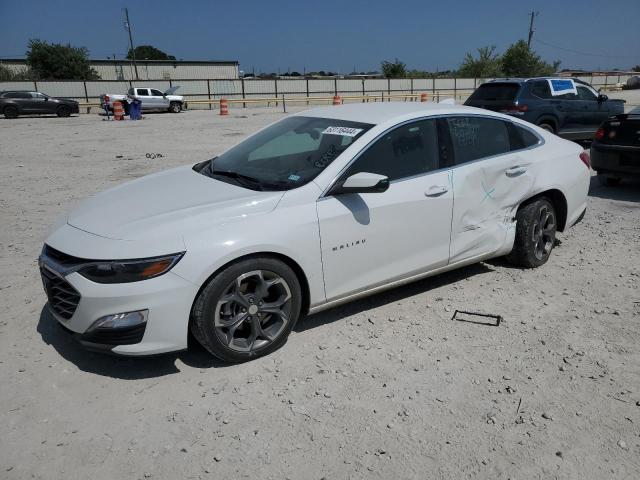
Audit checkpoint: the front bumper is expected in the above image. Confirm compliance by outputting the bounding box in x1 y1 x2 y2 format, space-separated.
591 143 640 177
43 268 199 356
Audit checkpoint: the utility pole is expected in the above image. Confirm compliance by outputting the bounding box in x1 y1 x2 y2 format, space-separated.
527 11 539 48
124 8 139 80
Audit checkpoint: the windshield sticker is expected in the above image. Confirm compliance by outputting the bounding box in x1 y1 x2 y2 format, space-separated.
314 144 338 169
548 79 577 97
288 174 301 181
322 126 363 137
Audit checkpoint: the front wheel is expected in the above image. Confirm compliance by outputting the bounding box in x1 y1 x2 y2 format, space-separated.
56 105 71 117
169 102 182 113
506 198 557 268
190 258 302 363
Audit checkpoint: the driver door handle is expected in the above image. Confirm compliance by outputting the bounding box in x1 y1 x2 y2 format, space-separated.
425 185 448 197
505 166 527 177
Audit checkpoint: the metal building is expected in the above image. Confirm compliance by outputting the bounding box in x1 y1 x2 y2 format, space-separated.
0 59 239 80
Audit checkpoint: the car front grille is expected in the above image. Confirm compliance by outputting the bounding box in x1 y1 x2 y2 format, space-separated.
40 265 81 320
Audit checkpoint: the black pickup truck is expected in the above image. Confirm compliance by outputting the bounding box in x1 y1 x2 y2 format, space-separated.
465 78 625 141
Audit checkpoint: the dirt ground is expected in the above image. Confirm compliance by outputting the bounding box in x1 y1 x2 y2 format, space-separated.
1 103 639 480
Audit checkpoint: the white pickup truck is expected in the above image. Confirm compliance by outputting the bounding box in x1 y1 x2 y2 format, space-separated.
100 86 184 113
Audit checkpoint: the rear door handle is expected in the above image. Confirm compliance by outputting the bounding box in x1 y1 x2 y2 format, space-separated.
505 166 527 177
425 185 448 197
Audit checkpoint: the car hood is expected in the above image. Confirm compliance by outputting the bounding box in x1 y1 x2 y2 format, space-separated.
66 165 284 242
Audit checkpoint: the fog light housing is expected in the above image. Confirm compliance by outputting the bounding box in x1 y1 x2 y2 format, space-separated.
88 309 148 331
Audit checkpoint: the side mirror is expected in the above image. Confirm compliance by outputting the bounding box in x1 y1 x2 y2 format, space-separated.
329 172 389 195
598 94 608 102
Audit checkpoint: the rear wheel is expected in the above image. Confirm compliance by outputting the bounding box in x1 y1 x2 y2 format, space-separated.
56 105 71 117
3 105 18 119
169 102 182 113
506 198 557 268
538 122 555 134
190 257 302 363
597 174 621 187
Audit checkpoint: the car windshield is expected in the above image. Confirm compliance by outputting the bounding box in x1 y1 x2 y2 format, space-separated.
196 116 373 191
469 83 521 101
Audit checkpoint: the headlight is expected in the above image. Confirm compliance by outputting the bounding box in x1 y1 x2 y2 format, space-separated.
77 253 184 284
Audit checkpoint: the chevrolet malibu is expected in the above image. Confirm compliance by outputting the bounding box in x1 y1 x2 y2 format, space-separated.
39 103 590 362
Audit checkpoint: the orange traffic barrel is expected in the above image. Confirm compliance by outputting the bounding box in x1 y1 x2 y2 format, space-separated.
420 93 428 102
332 95 341 106
219 98 229 116
113 101 124 120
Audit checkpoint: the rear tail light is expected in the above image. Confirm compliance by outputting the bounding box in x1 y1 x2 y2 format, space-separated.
594 128 605 140
579 151 591 169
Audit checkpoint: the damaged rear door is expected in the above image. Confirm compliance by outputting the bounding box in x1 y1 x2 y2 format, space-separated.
443 115 538 264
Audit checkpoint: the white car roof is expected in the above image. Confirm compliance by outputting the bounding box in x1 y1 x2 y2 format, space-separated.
294 102 485 125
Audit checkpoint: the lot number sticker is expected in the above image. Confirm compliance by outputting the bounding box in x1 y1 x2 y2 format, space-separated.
322 126 363 137
548 79 577 96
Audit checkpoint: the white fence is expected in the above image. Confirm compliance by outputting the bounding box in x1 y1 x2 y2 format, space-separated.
0 75 634 109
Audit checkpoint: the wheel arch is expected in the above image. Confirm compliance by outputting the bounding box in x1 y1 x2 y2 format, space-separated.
518 188 568 232
189 251 311 319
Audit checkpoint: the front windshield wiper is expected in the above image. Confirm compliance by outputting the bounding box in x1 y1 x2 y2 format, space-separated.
210 169 266 190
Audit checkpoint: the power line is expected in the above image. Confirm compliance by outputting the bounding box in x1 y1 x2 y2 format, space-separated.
534 38 639 59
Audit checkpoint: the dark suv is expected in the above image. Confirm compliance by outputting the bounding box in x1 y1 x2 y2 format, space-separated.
465 78 625 141
0 91 80 119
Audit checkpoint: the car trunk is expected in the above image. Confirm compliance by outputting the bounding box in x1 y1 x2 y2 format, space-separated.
598 114 640 147
464 83 522 111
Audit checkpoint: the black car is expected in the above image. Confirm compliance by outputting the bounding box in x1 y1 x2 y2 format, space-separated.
465 78 625 141
591 108 640 186
0 90 80 119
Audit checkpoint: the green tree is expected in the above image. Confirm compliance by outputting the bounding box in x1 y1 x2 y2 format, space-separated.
501 40 559 77
381 58 406 78
127 45 176 61
26 39 99 80
458 45 503 78
632 65 640 72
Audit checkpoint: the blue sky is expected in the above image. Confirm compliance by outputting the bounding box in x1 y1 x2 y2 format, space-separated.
1 0 639 73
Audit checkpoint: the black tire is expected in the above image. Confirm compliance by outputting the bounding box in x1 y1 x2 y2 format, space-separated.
538 122 555 134
56 105 71 117
3 105 18 119
506 198 557 268
190 257 302 363
597 174 621 187
169 102 182 113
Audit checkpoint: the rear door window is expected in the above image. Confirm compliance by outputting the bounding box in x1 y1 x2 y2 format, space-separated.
468 83 521 102
4 92 30 98
530 81 551 99
136 89 150 96
446 116 511 164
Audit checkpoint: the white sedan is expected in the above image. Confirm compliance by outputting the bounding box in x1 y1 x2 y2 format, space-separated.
39 103 590 362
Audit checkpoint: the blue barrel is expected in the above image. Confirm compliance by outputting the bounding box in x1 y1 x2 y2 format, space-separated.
130 99 142 120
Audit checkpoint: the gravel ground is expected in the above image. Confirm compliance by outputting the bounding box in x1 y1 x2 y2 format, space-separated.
1 104 639 480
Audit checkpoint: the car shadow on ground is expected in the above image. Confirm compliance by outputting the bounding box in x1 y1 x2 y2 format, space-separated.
37 262 496 379
37 306 231 379
588 175 640 203
294 262 495 333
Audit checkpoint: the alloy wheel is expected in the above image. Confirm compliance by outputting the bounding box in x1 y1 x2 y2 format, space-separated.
214 270 292 353
532 205 556 261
